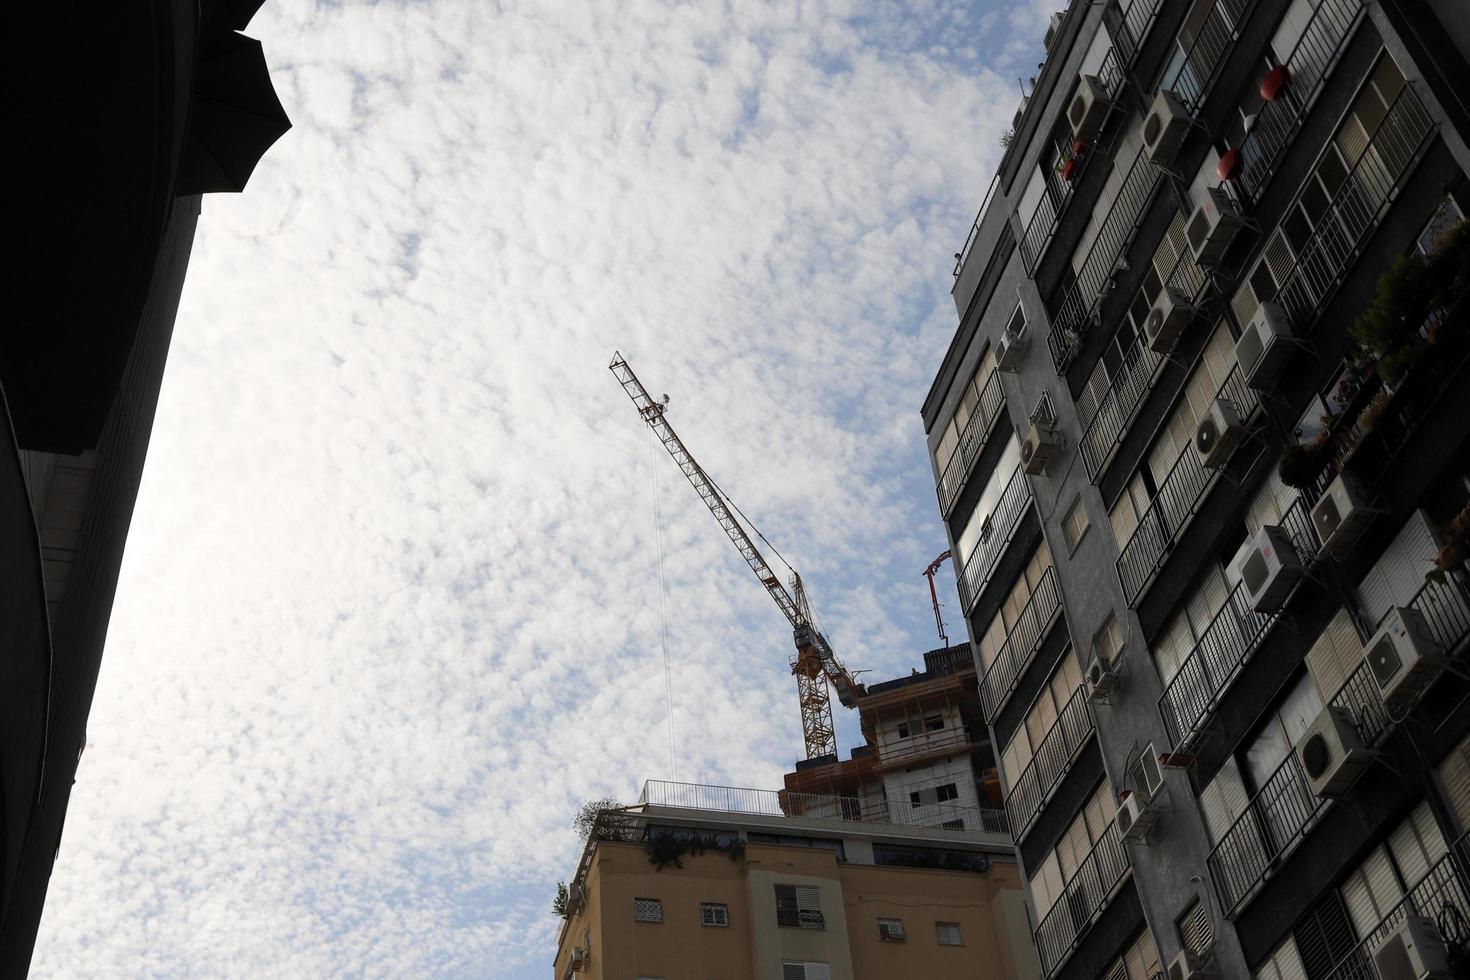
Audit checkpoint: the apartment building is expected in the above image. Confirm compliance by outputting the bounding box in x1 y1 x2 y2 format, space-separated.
924 1 1470 979
552 779 1037 980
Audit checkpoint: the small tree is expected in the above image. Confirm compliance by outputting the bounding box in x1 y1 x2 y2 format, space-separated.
552 881 569 918
574 797 638 843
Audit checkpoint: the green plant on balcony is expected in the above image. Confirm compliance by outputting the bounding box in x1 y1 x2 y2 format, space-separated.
645 830 746 870
1430 503 1470 582
1278 440 1323 489
1357 389 1393 434
1000 128 1015 149
1349 220 1468 366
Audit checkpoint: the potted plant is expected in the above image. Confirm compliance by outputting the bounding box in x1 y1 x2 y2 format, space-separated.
1435 503 1470 575
1278 443 1320 489
1357 389 1393 434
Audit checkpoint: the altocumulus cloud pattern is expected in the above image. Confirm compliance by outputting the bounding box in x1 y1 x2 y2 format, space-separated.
31 0 1049 976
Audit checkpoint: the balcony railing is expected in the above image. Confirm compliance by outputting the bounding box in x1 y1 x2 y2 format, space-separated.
937 370 1007 516
1004 686 1096 841
1078 241 1209 480
980 566 1064 722
1035 819 1131 977
1330 571 1470 748
1113 0 1166 69
1158 497 1319 752
1230 0 1364 207
1165 0 1255 113
1116 364 1258 608
954 173 1001 279
877 728 976 770
1046 146 1165 372
1269 85 1435 333
958 464 1034 614
1018 48 1128 276
638 779 1010 836
1208 748 1323 916
1316 836 1470 980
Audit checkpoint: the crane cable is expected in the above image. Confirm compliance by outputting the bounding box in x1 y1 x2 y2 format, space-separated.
648 425 678 781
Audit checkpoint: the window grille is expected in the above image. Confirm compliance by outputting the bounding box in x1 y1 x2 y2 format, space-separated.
775 884 824 929
700 903 729 927
937 921 963 945
633 897 662 923
877 917 906 941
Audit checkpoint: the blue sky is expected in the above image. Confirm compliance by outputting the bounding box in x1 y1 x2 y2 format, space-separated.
31 1 1047 976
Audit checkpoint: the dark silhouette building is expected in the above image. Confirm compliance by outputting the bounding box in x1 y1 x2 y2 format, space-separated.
2 1 289 971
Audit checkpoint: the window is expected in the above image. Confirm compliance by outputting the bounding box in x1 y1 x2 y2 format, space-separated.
701 902 729 927
1102 928 1162 980
1094 613 1124 664
909 783 959 808
782 962 831 980
1254 934 1307 980
896 722 911 738
633 897 662 923
1002 648 1083 783
936 921 963 946
935 347 1000 474
924 714 945 733
1177 898 1214 957
956 434 1022 565
877 917 906 941
976 540 1053 671
774 884 824 929
1062 496 1090 553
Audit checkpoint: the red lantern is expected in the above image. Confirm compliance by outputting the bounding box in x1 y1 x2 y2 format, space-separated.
1218 148 1242 182
1072 137 1088 156
1062 157 1078 181
1261 65 1290 102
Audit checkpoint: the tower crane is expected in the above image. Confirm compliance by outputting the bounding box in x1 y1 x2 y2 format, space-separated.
923 550 952 646
610 352 863 760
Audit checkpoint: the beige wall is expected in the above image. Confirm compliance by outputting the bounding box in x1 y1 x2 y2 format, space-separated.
553 840 1041 980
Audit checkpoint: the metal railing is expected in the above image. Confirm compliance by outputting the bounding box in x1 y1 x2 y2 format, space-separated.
1114 0 1166 69
1230 0 1364 207
1004 686 1096 842
958 464 1034 614
1116 364 1258 607
1078 240 1209 480
877 728 976 769
1018 49 1128 276
1046 146 1165 372
1316 836 1470 980
954 173 1002 278
638 779 1010 836
1208 748 1324 916
1166 0 1255 113
980 566 1064 722
1270 85 1435 333
1034 819 1131 977
1158 497 1319 751
937 370 1007 516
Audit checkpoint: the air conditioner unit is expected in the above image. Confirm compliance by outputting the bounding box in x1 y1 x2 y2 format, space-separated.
571 947 590 971
1146 287 1197 352
1372 915 1453 980
1167 949 1210 980
1368 606 1445 711
1086 657 1119 702
1069 73 1112 142
1195 399 1246 469
1116 790 1159 843
1022 422 1062 475
1298 705 1372 798
1312 473 1374 557
1236 524 1303 612
1187 187 1246 268
1044 11 1066 51
1144 89 1193 168
878 922 907 941
997 320 1030 372
1236 302 1293 390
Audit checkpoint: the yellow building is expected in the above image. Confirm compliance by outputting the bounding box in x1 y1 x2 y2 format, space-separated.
553 780 1041 980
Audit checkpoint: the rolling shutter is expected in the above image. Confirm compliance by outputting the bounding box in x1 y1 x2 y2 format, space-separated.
1387 802 1447 888
1294 891 1360 976
1356 511 1438 629
1200 757 1250 843
1438 733 1470 834
1255 934 1308 980
1341 845 1403 938
1304 608 1366 702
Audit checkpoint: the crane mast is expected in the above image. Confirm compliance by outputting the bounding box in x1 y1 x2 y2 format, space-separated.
610 352 861 760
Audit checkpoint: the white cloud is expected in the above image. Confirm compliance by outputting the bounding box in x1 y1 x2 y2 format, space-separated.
30 0 1040 976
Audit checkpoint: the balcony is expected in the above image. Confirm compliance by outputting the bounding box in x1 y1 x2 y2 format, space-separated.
980 566 1065 722
1158 497 1320 753
958 464 1034 614
1046 146 1164 372
1165 0 1256 113
1316 836 1469 980
936 370 1006 517
1267 85 1435 334
876 728 977 771
1206 572 1470 917
1113 0 1166 69
1228 0 1364 208
1116 364 1259 608
1077 241 1210 481
1034 819 1131 977
1018 48 1128 277
1004 686 1096 842
638 779 1011 836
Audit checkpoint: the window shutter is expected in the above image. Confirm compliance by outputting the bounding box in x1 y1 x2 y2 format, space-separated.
1200 757 1249 843
782 964 806 980
1356 511 1438 629
1389 802 1447 888
1342 846 1403 938
804 964 831 980
796 885 821 914
1155 608 1193 685
1294 891 1359 976
1305 608 1365 702
1258 934 1308 980
1438 732 1470 834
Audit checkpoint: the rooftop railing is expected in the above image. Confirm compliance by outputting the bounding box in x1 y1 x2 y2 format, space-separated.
1229 0 1364 207
1116 364 1258 608
936 370 1007 517
1046 146 1164 372
1034 819 1131 977
1003 685 1096 842
1158 497 1319 752
638 779 1010 836
953 173 1002 279
1077 239 1209 480
958 464 1034 615
979 566 1064 722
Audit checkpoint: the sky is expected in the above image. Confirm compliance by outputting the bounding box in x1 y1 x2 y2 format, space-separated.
32 1 1048 976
